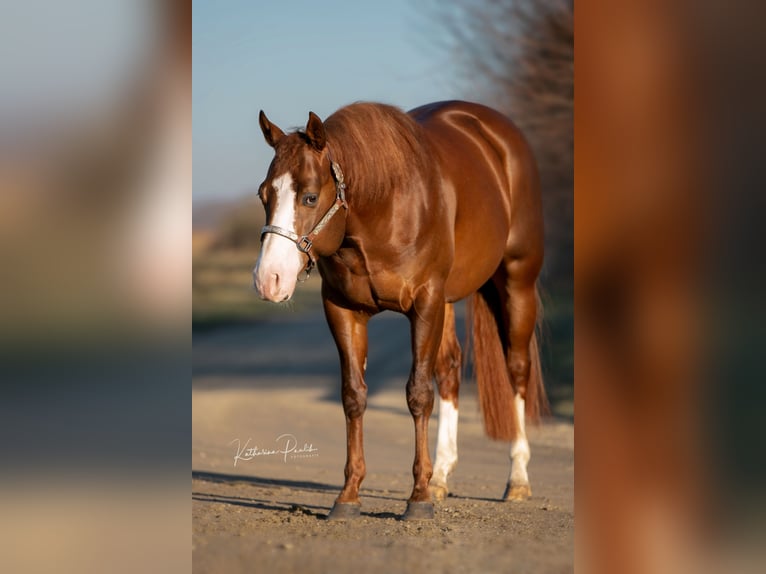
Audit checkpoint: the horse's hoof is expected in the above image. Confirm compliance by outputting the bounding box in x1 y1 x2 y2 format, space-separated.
503 483 532 501
402 501 435 521
326 502 361 521
429 483 449 502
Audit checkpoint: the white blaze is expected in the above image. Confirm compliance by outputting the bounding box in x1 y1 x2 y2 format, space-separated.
253 172 303 301
509 393 531 486
432 398 459 486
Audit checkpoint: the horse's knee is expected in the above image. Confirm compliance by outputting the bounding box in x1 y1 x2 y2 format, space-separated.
406 374 434 416
342 380 367 419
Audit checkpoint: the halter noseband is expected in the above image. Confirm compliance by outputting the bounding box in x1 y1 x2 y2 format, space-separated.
260 158 348 280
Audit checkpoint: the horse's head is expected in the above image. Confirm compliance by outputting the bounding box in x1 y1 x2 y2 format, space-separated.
253 110 347 302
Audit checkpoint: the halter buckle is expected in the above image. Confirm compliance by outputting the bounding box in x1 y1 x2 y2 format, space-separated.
296 236 313 253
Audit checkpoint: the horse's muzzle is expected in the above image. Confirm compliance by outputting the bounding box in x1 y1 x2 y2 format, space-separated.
253 269 294 302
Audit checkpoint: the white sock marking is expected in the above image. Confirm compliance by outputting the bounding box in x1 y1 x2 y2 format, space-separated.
432 398 459 486
509 393 530 486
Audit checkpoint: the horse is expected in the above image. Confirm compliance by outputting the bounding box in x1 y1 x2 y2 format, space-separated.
253 101 547 520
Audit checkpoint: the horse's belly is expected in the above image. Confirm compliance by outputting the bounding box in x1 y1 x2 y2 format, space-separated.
444 191 509 302
444 241 505 302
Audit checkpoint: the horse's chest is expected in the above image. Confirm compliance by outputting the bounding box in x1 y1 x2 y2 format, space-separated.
320 248 411 313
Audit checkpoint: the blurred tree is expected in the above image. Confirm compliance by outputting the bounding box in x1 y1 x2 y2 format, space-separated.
435 0 573 287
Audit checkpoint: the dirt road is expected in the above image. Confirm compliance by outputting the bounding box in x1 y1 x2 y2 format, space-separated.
193 308 573 573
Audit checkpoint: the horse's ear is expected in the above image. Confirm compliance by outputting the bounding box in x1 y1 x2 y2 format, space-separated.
259 110 284 148
305 111 326 151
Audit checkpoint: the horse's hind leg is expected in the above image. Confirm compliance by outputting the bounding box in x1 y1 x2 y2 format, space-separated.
430 303 462 502
495 259 540 501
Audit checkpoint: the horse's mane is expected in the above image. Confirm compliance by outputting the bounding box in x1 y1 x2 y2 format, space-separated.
321 102 431 205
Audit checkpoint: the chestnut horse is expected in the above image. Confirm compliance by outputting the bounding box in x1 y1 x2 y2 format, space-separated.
254 101 547 520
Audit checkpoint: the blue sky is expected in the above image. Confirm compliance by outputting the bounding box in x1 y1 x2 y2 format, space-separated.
192 0 465 202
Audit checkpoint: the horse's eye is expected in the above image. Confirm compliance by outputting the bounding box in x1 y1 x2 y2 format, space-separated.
302 193 318 207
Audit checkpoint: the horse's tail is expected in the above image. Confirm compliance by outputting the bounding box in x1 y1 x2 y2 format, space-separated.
470 282 549 441
527 286 550 422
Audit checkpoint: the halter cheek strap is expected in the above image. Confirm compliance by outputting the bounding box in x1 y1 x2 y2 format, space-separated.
260 160 348 280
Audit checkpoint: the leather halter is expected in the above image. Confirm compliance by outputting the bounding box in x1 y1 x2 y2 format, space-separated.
260 158 348 280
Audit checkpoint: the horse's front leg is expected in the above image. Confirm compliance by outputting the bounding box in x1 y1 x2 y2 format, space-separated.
402 286 445 520
323 297 370 520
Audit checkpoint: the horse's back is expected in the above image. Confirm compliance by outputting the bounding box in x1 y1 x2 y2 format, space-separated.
409 101 544 300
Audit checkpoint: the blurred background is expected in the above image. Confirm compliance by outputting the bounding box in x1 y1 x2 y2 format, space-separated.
0 1 190 573
577 1 766 573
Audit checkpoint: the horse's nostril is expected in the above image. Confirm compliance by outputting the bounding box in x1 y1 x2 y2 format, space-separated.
272 272 280 288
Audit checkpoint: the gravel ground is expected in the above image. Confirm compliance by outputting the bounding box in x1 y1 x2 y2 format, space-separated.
193 312 573 573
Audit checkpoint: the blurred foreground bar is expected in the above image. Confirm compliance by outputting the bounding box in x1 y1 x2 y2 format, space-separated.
0 1 190 573
577 0 766 573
